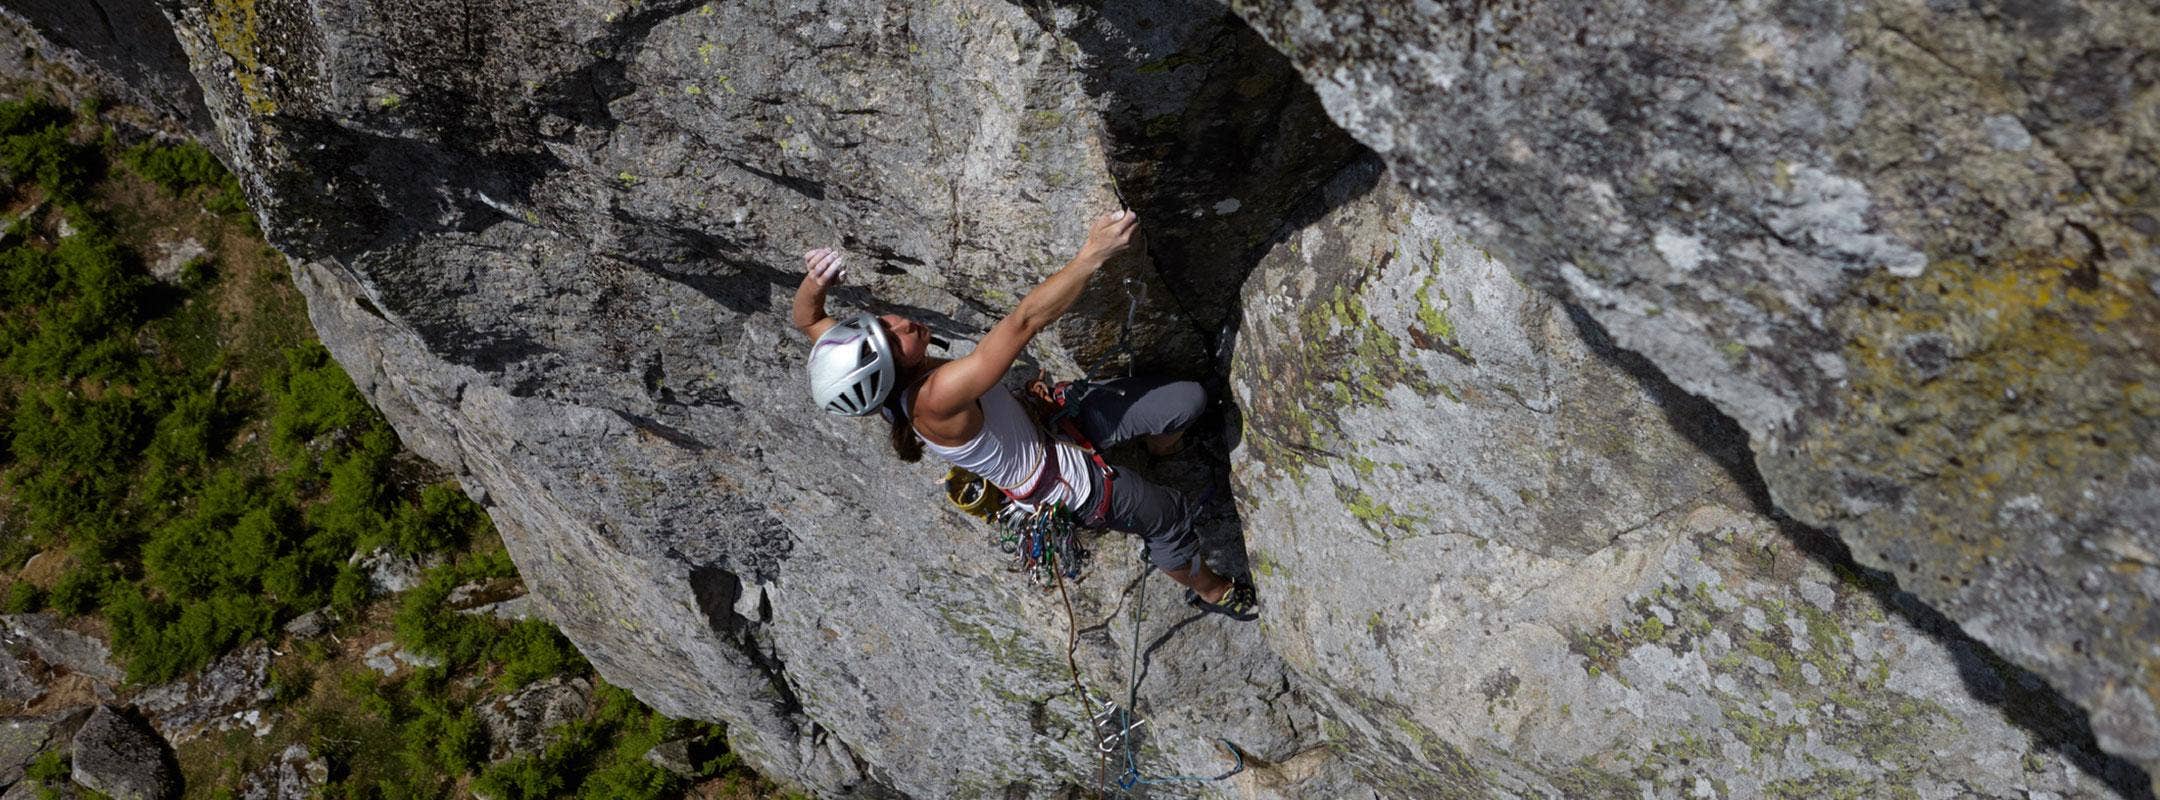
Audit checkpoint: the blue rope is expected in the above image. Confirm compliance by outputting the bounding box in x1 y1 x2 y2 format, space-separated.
1101 487 1243 794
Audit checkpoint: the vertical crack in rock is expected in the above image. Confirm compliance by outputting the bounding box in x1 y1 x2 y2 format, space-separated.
1225 0 2160 782
1017 0 1372 340
1572 306 2157 798
48 0 2160 795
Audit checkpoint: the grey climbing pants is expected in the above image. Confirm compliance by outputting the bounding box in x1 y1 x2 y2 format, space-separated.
1065 377 1207 573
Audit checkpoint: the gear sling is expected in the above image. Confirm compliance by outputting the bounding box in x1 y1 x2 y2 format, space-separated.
945 379 1118 585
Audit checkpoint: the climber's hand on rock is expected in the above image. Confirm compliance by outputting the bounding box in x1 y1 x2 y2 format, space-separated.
803 247 845 288
1078 209 1139 264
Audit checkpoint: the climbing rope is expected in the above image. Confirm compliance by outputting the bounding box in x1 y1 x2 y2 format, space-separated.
968 244 1243 793
1099 487 1244 796
1108 277 1145 379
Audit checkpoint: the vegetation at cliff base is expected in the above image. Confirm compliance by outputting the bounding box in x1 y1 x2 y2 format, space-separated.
0 95 792 799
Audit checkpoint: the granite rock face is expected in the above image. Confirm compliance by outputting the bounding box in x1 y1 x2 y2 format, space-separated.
1231 157 2139 796
24 0 2156 796
1228 0 2160 785
236 744 328 800
136 642 272 744
0 707 88 789
144 0 1360 795
69 706 178 800
477 676 593 763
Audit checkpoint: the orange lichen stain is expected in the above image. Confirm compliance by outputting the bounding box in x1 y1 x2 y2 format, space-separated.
1820 247 2160 569
209 0 276 114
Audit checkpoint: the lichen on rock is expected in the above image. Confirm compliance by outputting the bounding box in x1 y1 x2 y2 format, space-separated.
23 0 2157 796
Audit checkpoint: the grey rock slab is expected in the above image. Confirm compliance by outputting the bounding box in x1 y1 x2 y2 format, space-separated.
477 677 592 763
147 237 206 284
280 609 329 639
445 579 522 611
143 0 1369 793
643 738 696 778
69 706 177 800
0 648 44 708
0 779 74 800
0 616 119 686
1229 165 2128 798
459 595 534 622
97 0 2158 795
360 642 440 676
0 0 212 134
1226 0 2160 778
352 549 429 595
360 643 398 676
0 717 45 789
135 641 270 744
0 709 87 788
237 744 328 800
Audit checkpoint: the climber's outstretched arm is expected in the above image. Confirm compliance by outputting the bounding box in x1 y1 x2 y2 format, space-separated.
791 247 846 339
917 210 1139 418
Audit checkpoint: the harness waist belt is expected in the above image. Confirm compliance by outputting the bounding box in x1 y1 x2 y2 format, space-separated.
1005 449 1065 508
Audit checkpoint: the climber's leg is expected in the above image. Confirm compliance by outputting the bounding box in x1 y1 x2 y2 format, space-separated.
1068 377 1205 453
1085 465 1231 600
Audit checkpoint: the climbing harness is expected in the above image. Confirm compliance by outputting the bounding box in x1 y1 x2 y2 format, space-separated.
945 463 1090 585
943 262 1246 793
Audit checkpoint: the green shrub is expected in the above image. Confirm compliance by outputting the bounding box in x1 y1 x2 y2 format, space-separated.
142 467 265 599
3 581 44 613
311 429 396 554
384 482 484 556
400 694 485 776
266 660 313 709
5 388 145 549
23 748 66 782
472 718 603 800
0 99 96 203
47 561 109 615
101 567 279 684
492 618 586 691
138 387 221 509
576 759 680 800
472 753 570 800
177 256 216 291
0 218 147 384
121 140 220 191
391 565 494 669
268 343 377 462
329 563 371 616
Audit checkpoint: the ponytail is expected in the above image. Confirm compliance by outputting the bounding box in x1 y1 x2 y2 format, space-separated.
882 366 925 463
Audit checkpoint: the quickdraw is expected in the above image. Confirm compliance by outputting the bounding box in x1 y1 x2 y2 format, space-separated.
992 501 1088 586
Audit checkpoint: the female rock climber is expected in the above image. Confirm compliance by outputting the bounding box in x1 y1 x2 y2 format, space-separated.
790 209 1258 621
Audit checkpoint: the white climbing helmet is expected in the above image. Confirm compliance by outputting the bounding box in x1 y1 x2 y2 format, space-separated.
808 313 897 416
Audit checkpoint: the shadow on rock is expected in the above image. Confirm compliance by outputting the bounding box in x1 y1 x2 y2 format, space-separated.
1013 0 1383 587
1565 305 2157 800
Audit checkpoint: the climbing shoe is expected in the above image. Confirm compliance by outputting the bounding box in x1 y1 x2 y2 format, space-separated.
1185 577 1259 622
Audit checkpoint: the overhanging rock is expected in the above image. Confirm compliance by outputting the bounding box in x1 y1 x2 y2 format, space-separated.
36 0 2158 795
1228 0 2160 785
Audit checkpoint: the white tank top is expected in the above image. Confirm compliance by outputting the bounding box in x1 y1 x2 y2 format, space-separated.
911 383 1093 513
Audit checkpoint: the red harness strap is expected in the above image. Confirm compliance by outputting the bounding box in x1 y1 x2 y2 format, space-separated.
1002 381 1114 523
